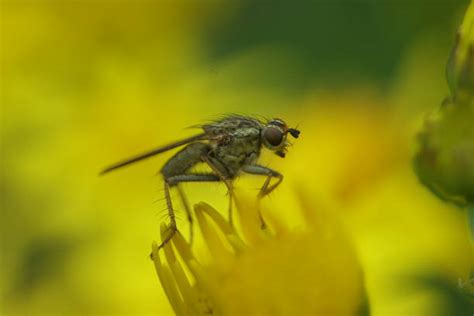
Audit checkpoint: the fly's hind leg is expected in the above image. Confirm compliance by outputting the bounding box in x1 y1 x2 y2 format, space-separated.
241 164 283 229
153 142 214 257
151 173 221 258
156 180 178 250
168 173 221 246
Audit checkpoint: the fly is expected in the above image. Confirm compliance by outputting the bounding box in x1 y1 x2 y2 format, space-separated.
100 115 300 250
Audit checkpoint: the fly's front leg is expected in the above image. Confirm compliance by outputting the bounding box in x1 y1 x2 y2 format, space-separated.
242 164 283 198
201 155 235 225
241 164 283 228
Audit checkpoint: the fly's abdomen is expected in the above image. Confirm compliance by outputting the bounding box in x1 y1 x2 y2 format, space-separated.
161 142 210 178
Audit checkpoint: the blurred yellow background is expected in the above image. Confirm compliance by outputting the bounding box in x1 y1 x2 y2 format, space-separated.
1 1 472 315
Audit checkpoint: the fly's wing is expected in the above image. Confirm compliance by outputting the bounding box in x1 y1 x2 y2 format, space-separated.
200 115 264 136
100 133 208 175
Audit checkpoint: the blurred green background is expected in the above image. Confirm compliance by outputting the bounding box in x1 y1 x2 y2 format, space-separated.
1 1 472 315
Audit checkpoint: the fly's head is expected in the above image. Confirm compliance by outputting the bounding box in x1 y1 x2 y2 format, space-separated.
261 118 300 158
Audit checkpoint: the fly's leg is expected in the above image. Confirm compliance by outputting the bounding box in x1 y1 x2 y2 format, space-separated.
153 142 215 257
167 173 220 246
242 164 283 197
176 185 193 245
151 173 221 259
241 164 283 228
156 180 177 250
201 155 235 225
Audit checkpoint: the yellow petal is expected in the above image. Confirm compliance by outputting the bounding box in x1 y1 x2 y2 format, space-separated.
233 195 266 246
194 203 234 265
195 201 246 252
151 241 186 316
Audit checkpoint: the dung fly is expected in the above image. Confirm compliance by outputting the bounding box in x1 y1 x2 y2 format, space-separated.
100 115 300 250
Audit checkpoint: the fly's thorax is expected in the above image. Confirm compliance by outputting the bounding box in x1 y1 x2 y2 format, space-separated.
211 129 262 176
203 116 265 137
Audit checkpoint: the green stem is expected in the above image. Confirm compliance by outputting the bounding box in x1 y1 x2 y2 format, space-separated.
468 205 474 243
468 205 474 281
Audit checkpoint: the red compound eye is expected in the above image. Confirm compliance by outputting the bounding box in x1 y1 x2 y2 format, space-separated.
263 126 284 147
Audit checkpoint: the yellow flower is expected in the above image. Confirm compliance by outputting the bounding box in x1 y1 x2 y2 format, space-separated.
151 192 366 316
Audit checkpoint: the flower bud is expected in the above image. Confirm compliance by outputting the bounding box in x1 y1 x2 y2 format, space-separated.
415 2 474 206
415 99 474 206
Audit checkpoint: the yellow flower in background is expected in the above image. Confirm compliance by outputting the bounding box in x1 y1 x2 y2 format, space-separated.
1 2 239 315
152 194 366 316
2 1 473 315
293 98 472 314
